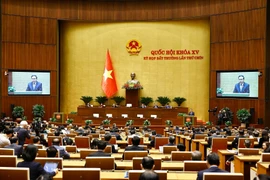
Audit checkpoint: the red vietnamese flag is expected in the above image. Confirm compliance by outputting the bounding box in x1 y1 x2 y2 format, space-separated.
102 50 118 98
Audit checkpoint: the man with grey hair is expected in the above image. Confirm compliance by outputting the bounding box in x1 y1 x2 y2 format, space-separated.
192 151 202 161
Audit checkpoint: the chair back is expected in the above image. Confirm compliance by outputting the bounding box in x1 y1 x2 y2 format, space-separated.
132 157 161 170
24 135 35 144
0 155 17 167
101 136 117 144
203 172 243 180
104 145 112 153
211 138 227 153
23 144 43 149
183 161 208 171
65 145 77 153
128 170 167 180
155 137 169 149
195 134 207 139
0 167 29 180
171 151 192 161
0 148 14 155
226 136 236 142
47 136 63 146
124 151 148 160
238 148 260 155
80 149 98 159
66 133 77 138
85 157 115 170
128 137 144 145
36 149 47 157
127 145 147 150
238 138 254 148
63 168 100 180
35 157 63 169
91 134 100 138
75 136 90 148
261 153 270 162
163 146 177 154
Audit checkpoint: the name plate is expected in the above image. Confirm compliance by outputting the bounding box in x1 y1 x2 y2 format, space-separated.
93 113 99 118
151 115 157 118
137 114 143 118
122 114 128 118
126 103 132 108
106 114 112 118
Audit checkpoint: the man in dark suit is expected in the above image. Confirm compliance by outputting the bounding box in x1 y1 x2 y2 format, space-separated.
163 136 176 146
4 137 23 157
233 75 250 93
88 140 111 157
104 133 118 153
197 152 228 180
52 138 70 159
125 136 145 151
17 123 30 146
26 75 42 91
231 129 245 149
110 128 122 140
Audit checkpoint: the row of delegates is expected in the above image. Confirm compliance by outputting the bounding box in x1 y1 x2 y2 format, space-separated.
17 144 58 180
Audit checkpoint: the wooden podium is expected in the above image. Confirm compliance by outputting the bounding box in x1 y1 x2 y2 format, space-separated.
125 89 140 107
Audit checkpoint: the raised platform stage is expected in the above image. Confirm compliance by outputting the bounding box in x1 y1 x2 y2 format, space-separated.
70 106 191 126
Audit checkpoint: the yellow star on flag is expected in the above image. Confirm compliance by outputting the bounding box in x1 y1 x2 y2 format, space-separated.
103 68 113 80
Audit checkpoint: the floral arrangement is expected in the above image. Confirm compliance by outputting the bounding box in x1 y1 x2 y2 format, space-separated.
236 108 251 123
216 88 224 94
218 107 233 123
8 86 16 92
122 81 143 90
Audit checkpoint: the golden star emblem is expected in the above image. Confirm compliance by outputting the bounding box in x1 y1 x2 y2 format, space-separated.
103 68 113 80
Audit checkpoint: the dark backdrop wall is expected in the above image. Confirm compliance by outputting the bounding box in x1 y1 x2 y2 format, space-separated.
1 0 269 126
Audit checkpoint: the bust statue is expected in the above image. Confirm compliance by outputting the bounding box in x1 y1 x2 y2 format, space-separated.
122 72 143 89
128 72 140 84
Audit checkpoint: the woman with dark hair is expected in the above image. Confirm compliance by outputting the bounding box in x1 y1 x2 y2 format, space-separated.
17 145 58 180
262 142 270 153
259 130 269 148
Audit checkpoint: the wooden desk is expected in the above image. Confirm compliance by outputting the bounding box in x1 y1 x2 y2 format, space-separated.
199 141 208 160
62 160 184 170
217 150 236 171
234 155 261 180
257 162 270 175
53 170 198 180
185 138 192 151
112 153 171 161
118 149 161 154
191 139 205 151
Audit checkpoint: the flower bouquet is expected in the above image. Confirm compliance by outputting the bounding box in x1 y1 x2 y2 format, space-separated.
122 81 143 90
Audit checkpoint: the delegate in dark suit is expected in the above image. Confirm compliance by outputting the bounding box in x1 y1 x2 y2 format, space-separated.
88 150 111 157
17 128 30 146
197 166 227 180
4 143 23 157
26 81 43 91
17 161 55 180
197 152 228 180
233 82 250 93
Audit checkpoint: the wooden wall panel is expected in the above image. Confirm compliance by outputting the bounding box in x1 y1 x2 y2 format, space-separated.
2 15 26 42
209 99 264 125
1 96 57 120
210 43 231 70
25 17 57 44
2 0 25 16
209 0 266 15
2 43 57 70
211 9 266 43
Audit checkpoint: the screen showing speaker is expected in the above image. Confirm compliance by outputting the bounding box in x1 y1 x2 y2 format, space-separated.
8 71 50 96
216 71 259 98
